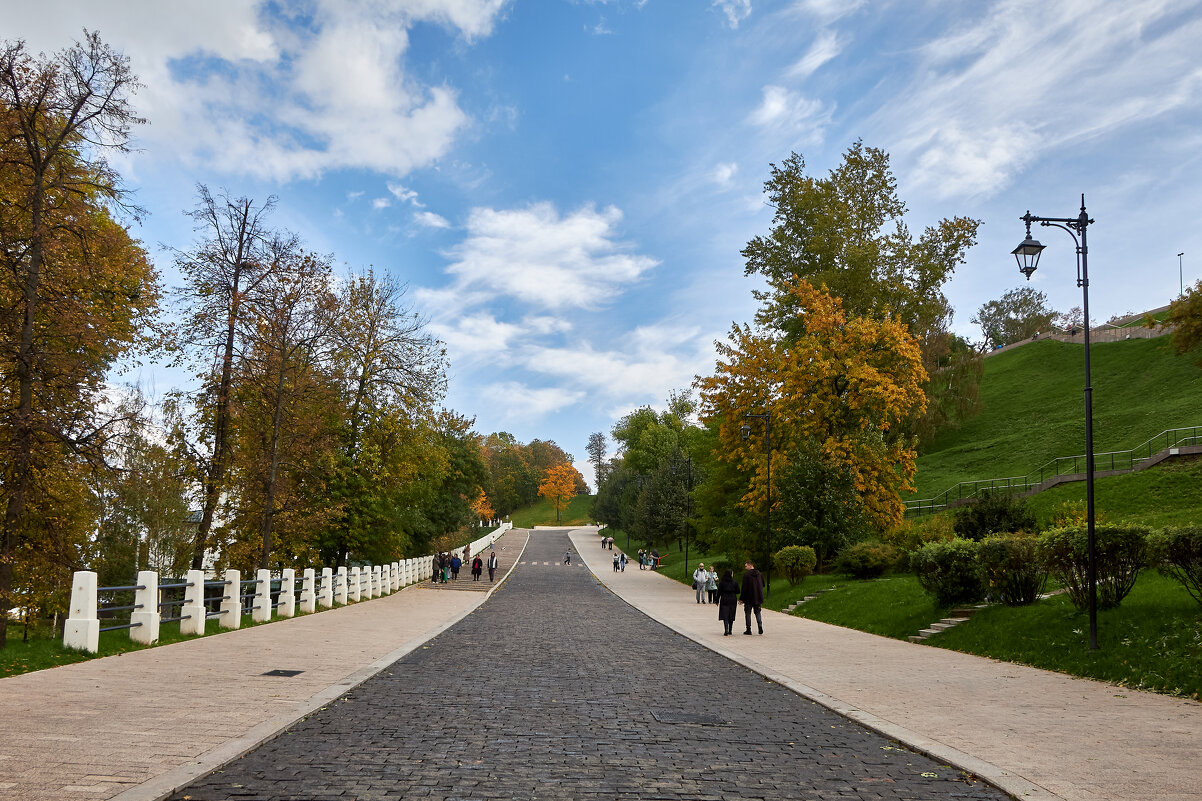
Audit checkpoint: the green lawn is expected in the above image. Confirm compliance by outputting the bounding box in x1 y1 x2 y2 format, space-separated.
785 574 949 639
913 337 1202 499
934 573 1202 699
1025 455 1202 528
510 493 595 528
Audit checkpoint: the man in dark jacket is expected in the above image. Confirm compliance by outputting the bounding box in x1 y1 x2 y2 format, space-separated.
740 560 764 635
488 549 499 581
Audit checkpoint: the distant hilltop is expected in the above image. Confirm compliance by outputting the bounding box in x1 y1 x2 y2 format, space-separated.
985 304 1173 358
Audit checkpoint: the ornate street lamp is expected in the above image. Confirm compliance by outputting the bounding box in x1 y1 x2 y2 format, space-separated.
742 412 773 597
1013 195 1099 651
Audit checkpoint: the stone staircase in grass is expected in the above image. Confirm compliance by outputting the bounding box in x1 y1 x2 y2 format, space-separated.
783 587 835 614
908 605 984 643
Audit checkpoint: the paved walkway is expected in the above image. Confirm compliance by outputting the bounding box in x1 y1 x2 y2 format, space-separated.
570 529 1200 801
423 531 526 592
167 529 1009 801
0 528 529 801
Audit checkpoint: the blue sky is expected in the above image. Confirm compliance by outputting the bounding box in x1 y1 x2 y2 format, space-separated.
10 0 1202 487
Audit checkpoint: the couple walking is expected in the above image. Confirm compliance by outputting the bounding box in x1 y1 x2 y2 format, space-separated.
691 564 718 604
715 561 764 636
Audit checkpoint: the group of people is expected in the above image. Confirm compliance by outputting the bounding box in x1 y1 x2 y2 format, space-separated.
694 560 764 636
635 548 661 570
433 547 500 583
600 535 615 550
612 552 627 572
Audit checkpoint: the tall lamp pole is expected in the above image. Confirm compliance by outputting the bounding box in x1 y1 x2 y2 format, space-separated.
741 412 772 597
1012 194 1099 651
1179 252 1185 298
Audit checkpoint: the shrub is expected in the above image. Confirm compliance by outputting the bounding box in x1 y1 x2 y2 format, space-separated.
1046 499 1107 529
1147 526 1202 606
1036 525 1149 610
838 541 899 579
977 533 1046 606
912 539 985 607
882 515 954 554
772 545 817 586
953 490 1037 541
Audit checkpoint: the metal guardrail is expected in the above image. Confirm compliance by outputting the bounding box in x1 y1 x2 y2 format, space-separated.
906 425 1202 515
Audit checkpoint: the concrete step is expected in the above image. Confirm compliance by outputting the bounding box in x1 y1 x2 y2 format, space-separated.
907 635 928 643
918 628 942 637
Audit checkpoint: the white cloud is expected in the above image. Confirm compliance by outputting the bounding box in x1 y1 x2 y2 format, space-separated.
714 0 752 29
4 0 512 181
711 161 739 188
879 0 1202 200
387 182 423 205
790 0 864 23
440 202 659 309
481 381 585 419
415 210 452 228
371 197 392 209
431 313 523 360
347 190 365 201
786 29 840 78
748 85 831 142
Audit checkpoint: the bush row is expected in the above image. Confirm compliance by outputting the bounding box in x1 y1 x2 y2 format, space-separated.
911 525 1202 610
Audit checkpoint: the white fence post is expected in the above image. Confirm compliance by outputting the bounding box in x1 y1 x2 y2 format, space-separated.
63 571 99 653
252 569 272 623
300 568 317 613
129 570 160 645
279 568 296 618
348 566 361 602
181 569 206 636
335 567 348 604
320 567 335 608
368 566 378 598
219 569 241 630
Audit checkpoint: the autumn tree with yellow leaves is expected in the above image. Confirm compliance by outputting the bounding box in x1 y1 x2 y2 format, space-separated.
698 278 928 540
538 463 582 525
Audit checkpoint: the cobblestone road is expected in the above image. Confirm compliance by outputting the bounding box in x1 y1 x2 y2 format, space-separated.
169 530 1010 801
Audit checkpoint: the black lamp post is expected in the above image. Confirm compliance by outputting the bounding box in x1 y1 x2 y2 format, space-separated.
741 412 772 597
1012 195 1099 651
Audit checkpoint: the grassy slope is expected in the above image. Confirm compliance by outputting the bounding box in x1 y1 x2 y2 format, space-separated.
913 336 1202 501
510 494 595 528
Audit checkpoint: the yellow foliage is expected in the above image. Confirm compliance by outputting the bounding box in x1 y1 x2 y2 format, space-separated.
698 279 927 531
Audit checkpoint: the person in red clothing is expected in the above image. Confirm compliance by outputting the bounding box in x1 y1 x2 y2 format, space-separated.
471 555 483 581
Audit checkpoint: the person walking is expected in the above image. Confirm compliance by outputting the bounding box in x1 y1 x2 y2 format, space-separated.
472 555 483 581
564 550 572 565
619 552 626 571
441 553 450 584
717 569 739 635
740 560 764 635
705 566 718 604
692 563 708 604
432 553 442 584
488 549 499 581
450 554 462 581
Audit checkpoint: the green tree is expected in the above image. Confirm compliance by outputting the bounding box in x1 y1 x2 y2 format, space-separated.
774 441 868 570
971 286 1058 349
1166 279 1202 366
741 142 981 439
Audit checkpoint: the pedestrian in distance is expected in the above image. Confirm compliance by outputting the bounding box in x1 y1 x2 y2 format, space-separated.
564 550 572 565
488 549 498 581
463 544 471 569
441 553 450 584
693 563 708 604
717 570 739 635
432 553 442 584
612 553 620 572
472 555 483 581
619 552 626 571
650 548 660 570
705 565 718 604
740 560 764 635
450 554 462 581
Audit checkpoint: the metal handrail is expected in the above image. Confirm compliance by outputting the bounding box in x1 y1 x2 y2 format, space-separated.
907 425 1201 514
98 584 147 593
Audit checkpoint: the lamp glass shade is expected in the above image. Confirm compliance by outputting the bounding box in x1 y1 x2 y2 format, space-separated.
740 423 751 440
1011 236 1044 279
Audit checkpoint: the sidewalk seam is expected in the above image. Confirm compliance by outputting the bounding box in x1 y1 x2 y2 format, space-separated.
567 528 1061 801
111 532 531 801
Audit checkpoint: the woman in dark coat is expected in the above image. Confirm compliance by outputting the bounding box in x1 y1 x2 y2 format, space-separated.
472 555 483 581
717 570 740 636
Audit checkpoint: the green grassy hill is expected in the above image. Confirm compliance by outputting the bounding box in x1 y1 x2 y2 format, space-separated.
913 336 1201 500
509 494 595 528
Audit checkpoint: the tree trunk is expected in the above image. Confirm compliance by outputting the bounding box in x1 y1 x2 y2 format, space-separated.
259 359 288 570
